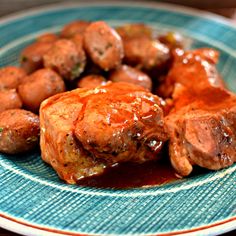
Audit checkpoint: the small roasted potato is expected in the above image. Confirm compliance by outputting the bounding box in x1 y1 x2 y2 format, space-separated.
109 65 152 91
71 33 84 47
0 66 26 90
37 33 58 43
84 21 124 70
123 37 170 70
0 109 40 154
116 23 153 40
61 20 90 38
43 39 86 80
18 68 65 112
71 34 87 65
77 75 106 89
0 89 22 113
20 41 52 74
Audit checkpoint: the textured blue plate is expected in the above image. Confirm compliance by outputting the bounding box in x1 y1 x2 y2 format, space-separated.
0 2 236 236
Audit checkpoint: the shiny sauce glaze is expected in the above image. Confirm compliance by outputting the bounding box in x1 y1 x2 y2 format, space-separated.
77 153 179 189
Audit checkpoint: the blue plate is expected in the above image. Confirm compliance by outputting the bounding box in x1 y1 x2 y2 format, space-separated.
0 2 235 236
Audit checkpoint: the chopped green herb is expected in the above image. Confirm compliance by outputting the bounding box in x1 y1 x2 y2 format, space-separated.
20 56 28 63
94 47 104 56
166 32 176 44
0 127 3 132
71 63 82 80
26 136 38 144
105 43 113 50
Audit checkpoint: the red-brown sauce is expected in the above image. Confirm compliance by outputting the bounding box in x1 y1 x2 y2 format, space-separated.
77 157 179 189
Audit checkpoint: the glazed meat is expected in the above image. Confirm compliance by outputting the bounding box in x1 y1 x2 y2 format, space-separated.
157 48 225 98
162 48 235 176
40 82 168 183
165 88 236 176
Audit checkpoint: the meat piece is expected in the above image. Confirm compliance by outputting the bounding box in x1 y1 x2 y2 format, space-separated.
166 87 236 176
109 65 152 91
61 20 90 38
162 48 234 176
0 89 22 113
0 109 40 154
157 48 225 98
77 75 106 89
0 66 26 90
18 69 65 112
40 82 168 183
84 21 124 70
43 39 86 80
20 41 52 74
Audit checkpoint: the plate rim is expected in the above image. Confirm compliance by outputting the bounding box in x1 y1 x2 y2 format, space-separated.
0 0 235 29
1 213 236 236
0 1 236 236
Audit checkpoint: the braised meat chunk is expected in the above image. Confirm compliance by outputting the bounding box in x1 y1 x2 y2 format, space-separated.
166 88 236 176
40 82 168 183
161 48 236 176
157 48 225 98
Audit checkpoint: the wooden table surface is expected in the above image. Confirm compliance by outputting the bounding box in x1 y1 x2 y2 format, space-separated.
0 1 235 235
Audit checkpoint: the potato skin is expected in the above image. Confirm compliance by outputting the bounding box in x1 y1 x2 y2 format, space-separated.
43 39 86 80
0 66 26 90
116 23 153 40
18 68 66 113
61 20 90 38
37 33 58 43
109 65 152 91
0 89 22 113
20 41 52 74
77 75 106 89
123 37 170 70
0 109 40 154
84 21 124 70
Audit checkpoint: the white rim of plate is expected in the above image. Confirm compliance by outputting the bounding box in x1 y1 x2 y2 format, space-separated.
0 1 235 236
0 213 235 236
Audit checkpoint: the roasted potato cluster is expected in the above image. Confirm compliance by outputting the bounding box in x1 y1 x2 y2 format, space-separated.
19 20 184 92
0 20 184 154
0 109 40 154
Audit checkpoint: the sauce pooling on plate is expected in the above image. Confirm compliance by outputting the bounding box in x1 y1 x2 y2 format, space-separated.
77 158 178 189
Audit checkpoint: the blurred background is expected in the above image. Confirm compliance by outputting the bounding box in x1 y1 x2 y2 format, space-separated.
0 0 236 20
